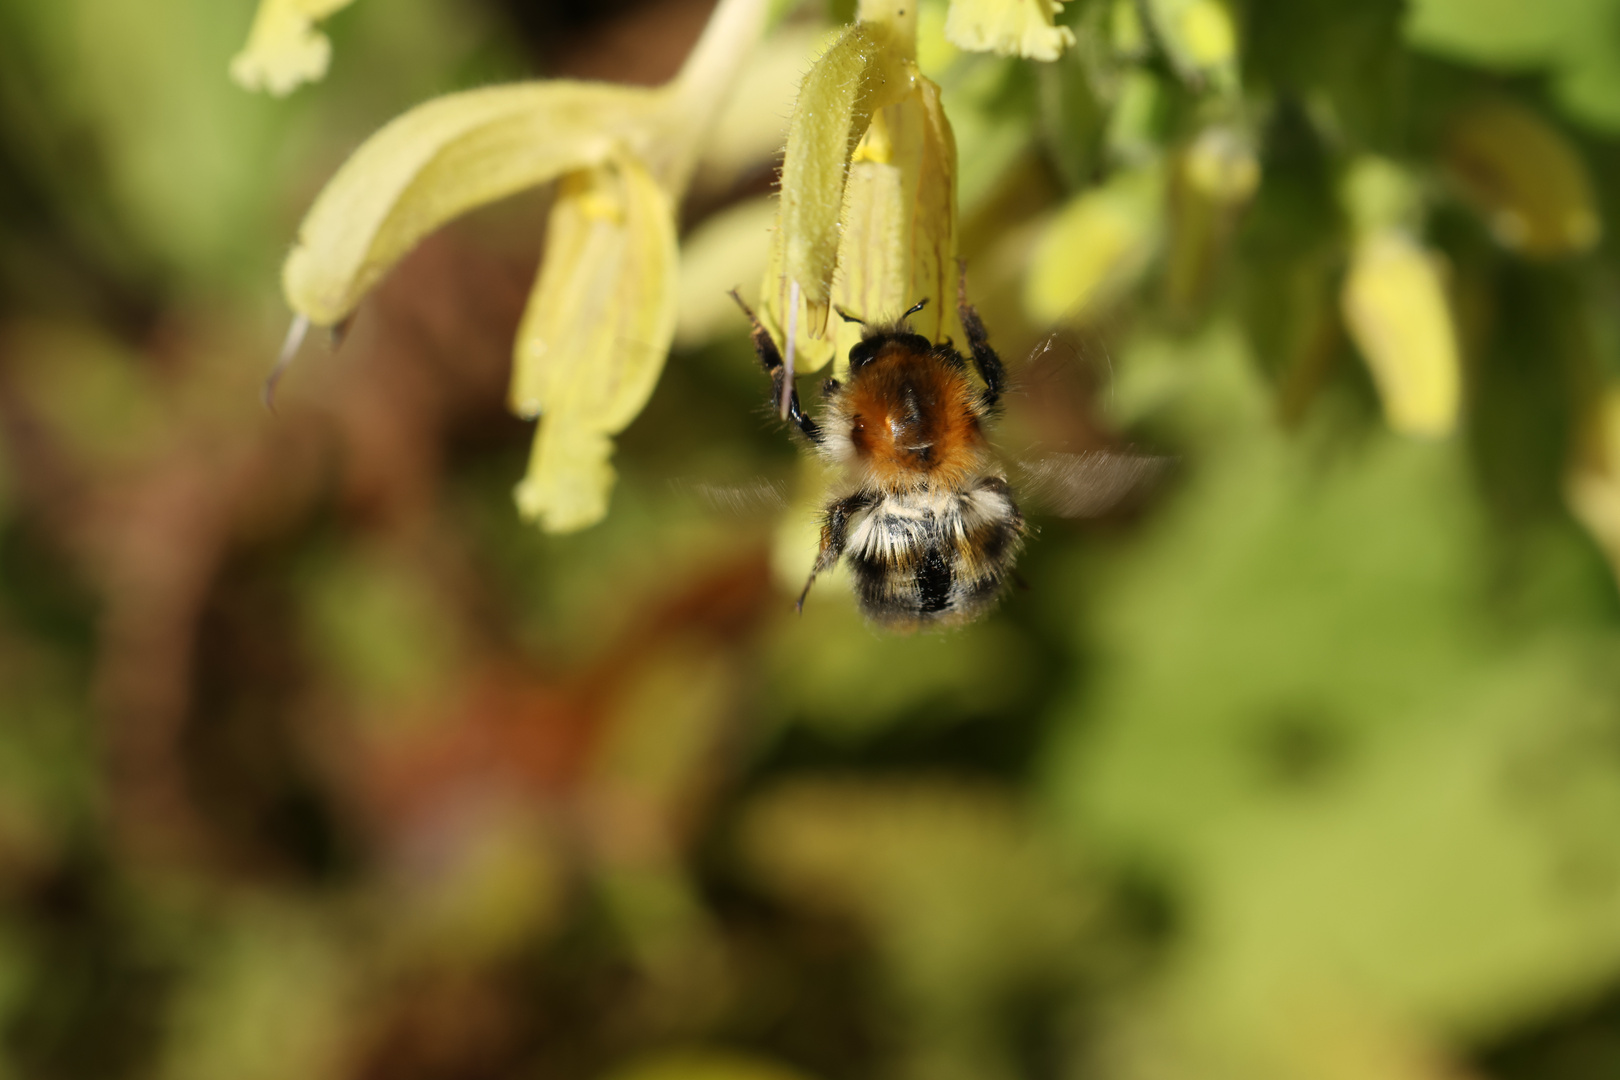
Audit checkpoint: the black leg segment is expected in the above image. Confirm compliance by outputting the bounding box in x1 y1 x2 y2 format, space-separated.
955 268 1004 411
729 290 823 444
797 491 871 612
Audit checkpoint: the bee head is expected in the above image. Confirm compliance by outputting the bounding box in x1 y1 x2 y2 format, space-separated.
841 299 932 372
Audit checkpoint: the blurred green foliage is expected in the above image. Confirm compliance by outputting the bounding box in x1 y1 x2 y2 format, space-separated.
4 0 1620 1079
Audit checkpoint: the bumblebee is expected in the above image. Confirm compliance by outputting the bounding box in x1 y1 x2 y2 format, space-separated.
733 283 1025 631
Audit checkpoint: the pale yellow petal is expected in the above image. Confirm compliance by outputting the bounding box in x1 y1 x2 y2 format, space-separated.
282 82 657 326
944 0 1075 62
834 79 966 360
902 76 967 351
1341 231 1461 438
762 73 964 374
832 157 910 360
511 155 679 533
229 0 357 96
515 421 618 535
763 23 916 338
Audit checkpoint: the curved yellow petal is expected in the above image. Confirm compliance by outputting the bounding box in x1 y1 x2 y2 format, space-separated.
1341 231 1461 438
760 71 963 374
944 0 1076 62
764 23 916 338
511 154 679 533
282 81 657 326
832 155 910 362
903 77 967 350
833 78 965 362
229 0 357 96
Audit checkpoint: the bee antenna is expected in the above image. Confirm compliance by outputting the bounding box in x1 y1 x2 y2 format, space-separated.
834 305 866 325
901 297 929 321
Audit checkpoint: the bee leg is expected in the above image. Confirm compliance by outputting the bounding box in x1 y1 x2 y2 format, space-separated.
955 264 1004 411
797 492 871 613
728 289 823 444
796 543 837 613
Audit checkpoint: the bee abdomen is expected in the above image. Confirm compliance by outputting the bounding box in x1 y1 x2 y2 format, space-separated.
844 485 1024 629
916 549 953 614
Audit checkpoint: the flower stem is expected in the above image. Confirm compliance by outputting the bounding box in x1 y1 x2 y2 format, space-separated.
856 0 918 58
661 0 771 187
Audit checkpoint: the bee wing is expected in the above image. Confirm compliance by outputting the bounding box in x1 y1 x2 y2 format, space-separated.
1011 449 1173 519
664 476 790 518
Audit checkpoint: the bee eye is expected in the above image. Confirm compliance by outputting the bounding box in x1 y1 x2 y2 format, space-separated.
849 340 878 369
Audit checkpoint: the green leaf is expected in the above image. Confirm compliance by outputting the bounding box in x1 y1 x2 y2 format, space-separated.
1044 324 1620 1078
1404 0 1620 132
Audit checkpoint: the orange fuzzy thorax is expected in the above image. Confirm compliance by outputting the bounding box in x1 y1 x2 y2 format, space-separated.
839 341 988 492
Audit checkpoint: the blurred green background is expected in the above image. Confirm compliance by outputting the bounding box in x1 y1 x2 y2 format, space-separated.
4 0 1620 1078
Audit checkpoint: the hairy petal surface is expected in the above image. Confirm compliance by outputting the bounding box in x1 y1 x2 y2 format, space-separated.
763 23 914 340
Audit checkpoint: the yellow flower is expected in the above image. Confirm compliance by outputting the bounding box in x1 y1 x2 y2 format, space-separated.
1340 231 1460 438
944 0 1075 61
1339 157 1462 439
267 0 768 532
231 0 357 96
759 0 967 381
